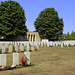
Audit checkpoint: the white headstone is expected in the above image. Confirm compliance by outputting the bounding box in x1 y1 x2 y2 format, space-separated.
5 43 8 48
26 44 29 52
0 44 3 49
61 43 63 48
24 43 26 46
47 43 49 47
35 44 39 51
15 44 18 51
53 43 55 47
20 44 24 51
13 53 19 65
2 45 6 53
56 43 58 47
24 52 30 65
41 43 43 46
50 43 52 47
66 43 69 47
9 45 12 52
0 54 6 67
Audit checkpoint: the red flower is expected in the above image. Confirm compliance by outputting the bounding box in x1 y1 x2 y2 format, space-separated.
0 65 2 67
22 57 23 60
21 60 25 63
21 57 23 62
21 57 25 64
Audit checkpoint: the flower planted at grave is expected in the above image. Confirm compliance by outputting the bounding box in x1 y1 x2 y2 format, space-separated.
21 57 28 66
0 65 2 68
0 65 2 71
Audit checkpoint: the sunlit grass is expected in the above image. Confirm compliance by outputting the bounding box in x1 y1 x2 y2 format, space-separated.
0 46 75 75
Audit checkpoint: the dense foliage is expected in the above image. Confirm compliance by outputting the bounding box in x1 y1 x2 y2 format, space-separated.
61 34 64 40
66 32 71 40
0 0 28 40
71 31 75 40
34 8 64 40
61 31 75 40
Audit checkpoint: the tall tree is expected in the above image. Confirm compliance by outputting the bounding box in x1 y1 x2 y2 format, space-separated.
61 34 65 40
0 0 28 40
71 31 75 40
66 32 71 40
34 8 64 40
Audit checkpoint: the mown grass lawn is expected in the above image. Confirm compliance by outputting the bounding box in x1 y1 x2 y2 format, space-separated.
0 46 75 75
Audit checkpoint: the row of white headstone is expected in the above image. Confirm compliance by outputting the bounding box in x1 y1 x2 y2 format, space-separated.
0 42 39 53
0 52 30 68
0 41 75 53
41 41 75 48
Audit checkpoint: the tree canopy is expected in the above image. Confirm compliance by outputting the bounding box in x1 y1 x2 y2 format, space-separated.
34 8 64 40
0 0 28 40
71 31 75 40
66 32 71 40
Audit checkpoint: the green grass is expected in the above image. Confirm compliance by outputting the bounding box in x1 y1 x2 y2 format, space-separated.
0 46 75 75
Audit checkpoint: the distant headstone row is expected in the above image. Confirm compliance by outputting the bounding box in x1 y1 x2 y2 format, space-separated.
41 40 75 48
0 41 75 53
0 41 39 53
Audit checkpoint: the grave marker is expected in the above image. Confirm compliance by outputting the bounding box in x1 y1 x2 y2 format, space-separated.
9 45 12 52
24 52 30 65
0 54 6 67
13 53 19 65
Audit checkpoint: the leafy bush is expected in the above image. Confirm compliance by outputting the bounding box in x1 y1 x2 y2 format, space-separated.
29 50 32 52
29 63 35 66
0 49 2 54
4 65 11 70
4 47 8 54
21 57 28 66
21 51 24 52
12 50 16 52
68 44 71 47
16 65 24 68
13 45 15 50
74 44 75 47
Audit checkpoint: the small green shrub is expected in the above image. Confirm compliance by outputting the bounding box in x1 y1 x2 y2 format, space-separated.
13 45 15 51
16 65 24 68
21 51 24 52
29 63 35 66
22 44 24 46
0 49 2 54
4 65 11 70
50 45 53 47
68 44 71 47
24 49 26 51
4 47 8 54
74 44 75 47
4 52 8 54
12 50 16 52
29 50 32 52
